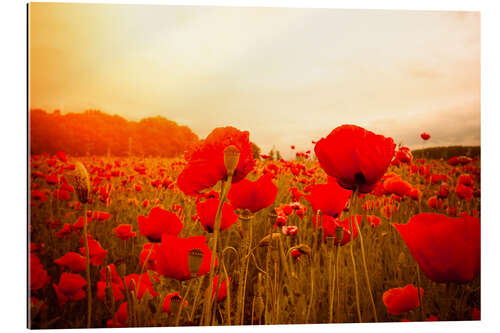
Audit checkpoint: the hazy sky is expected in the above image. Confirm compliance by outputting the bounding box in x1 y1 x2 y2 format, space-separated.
29 3 480 158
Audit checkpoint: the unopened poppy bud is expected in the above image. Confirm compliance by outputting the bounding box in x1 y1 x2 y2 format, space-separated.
188 248 204 276
68 162 90 203
398 252 406 265
296 244 312 255
224 145 240 176
335 226 344 243
254 296 264 320
258 233 281 247
169 295 182 315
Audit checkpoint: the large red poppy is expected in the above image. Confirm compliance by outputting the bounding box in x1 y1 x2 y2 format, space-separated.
304 177 352 217
155 234 217 281
314 125 395 193
30 253 49 291
54 252 86 273
196 198 238 233
52 272 87 306
394 213 480 283
383 284 423 315
177 127 255 195
138 207 183 242
227 174 278 213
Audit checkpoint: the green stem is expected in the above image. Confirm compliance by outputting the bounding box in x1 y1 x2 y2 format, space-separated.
203 175 232 325
83 204 92 328
347 201 362 323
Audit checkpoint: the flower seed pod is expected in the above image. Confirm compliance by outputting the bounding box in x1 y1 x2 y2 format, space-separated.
188 248 204 277
67 162 90 203
169 295 182 315
335 226 344 243
223 145 240 176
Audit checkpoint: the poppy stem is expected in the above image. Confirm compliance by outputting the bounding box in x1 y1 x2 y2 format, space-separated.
204 175 232 325
351 190 378 322
240 215 253 325
106 266 116 327
416 264 425 320
83 204 92 328
347 197 362 323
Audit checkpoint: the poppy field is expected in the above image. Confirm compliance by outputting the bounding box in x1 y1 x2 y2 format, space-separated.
28 125 480 328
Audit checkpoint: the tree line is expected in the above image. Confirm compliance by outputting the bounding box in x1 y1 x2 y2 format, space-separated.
29 109 199 157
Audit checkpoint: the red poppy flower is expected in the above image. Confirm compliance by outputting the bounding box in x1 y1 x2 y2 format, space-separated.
97 280 125 303
471 307 480 320
420 132 431 140
177 126 255 195
124 273 158 299
114 224 136 241
304 178 352 218
30 253 49 291
31 189 48 202
54 252 86 273
455 184 474 201
196 198 238 233
395 147 413 164
314 215 360 245
291 248 303 260
162 292 188 314
52 272 87 306
79 237 108 266
394 213 480 283
155 234 216 281
99 264 123 285
437 183 450 198
139 243 159 271
55 223 73 238
138 207 183 242
282 225 298 236
314 125 395 193
107 302 128 327
93 211 112 221
383 284 423 315
383 177 413 197
227 174 278 213
209 274 230 302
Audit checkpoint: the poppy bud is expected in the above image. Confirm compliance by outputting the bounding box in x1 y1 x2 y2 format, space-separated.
335 226 344 243
188 248 204 277
68 162 90 203
258 233 281 247
254 296 264 320
224 145 240 176
296 244 312 255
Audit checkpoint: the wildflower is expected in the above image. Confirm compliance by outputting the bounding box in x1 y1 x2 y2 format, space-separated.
314 125 395 193
383 284 423 315
53 273 87 306
394 213 480 283
227 174 278 213
138 207 183 242
196 198 238 233
177 127 255 195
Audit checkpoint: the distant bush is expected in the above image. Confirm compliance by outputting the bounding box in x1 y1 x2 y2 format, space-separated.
412 146 480 160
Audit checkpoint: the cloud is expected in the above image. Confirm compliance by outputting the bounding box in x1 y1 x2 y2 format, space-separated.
366 99 480 149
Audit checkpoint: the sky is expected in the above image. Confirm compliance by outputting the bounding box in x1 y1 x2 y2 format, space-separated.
29 3 480 159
